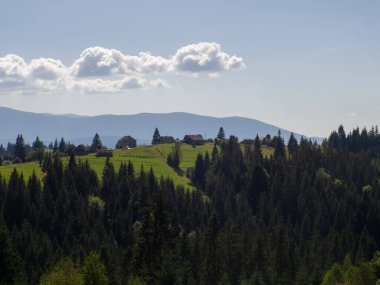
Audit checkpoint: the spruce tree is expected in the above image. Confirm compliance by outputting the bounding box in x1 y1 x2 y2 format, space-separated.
32 136 44 150
201 214 220 285
90 133 102 152
287 132 298 156
58 137 66 154
152 128 161 145
14 134 26 162
274 130 286 159
217 127 225 141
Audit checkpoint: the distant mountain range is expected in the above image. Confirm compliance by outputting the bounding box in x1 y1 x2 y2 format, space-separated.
0 107 323 147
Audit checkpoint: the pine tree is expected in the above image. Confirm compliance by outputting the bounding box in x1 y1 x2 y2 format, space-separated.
90 133 102 153
83 252 109 285
287 132 298 156
14 134 26 162
193 154 205 189
53 138 59 152
253 134 263 164
152 128 161 145
201 214 220 285
274 130 286 159
58 137 66 154
32 136 44 150
217 127 225 141
211 142 219 162
0 215 25 284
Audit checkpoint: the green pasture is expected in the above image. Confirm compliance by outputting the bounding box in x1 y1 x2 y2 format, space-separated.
0 142 274 189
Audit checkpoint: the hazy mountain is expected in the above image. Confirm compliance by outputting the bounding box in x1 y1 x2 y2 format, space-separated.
0 107 322 147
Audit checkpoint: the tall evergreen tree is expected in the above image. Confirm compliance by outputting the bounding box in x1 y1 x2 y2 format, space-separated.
14 134 26 162
253 134 263 164
32 136 44 150
90 133 103 152
201 215 220 285
152 128 161 145
58 137 66 154
217 127 225 141
274 130 286 159
53 138 59 152
0 215 25 284
287 132 298 156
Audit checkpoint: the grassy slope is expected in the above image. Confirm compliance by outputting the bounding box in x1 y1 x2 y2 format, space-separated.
0 161 43 181
75 143 214 189
0 143 274 189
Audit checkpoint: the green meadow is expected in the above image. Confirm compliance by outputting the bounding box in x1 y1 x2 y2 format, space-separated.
0 143 274 189
0 161 44 181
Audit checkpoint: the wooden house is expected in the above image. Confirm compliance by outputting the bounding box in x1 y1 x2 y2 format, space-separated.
183 134 205 146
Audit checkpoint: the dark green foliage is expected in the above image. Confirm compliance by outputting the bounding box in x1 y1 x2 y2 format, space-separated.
0 126 380 284
14 134 26 162
58 137 66 154
273 130 286 159
0 215 25 285
90 133 103 153
83 251 109 285
217 127 225 140
287 132 298 156
152 128 161 145
167 142 181 169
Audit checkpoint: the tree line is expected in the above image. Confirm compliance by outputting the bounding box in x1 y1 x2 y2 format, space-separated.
0 125 380 284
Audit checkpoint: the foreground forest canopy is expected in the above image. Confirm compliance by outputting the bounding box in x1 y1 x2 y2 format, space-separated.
1 125 380 284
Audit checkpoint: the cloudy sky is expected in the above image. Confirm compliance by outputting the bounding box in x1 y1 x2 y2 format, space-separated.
0 0 379 137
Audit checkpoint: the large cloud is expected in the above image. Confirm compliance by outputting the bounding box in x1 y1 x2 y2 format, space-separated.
71 47 171 77
29 58 66 80
171 42 245 73
0 42 245 94
71 47 126 77
0 54 28 87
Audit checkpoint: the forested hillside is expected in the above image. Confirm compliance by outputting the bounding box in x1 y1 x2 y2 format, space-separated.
0 126 380 284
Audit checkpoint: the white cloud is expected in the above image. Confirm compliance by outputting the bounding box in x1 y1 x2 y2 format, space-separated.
0 42 245 94
0 54 27 78
0 54 28 87
124 52 170 74
149 78 171 88
116 76 147 90
29 58 66 80
71 46 126 77
70 47 171 78
171 42 246 74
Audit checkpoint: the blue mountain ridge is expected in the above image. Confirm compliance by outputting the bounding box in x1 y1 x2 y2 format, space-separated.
0 107 323 147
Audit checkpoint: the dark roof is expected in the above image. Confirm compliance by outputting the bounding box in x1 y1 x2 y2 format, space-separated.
241 139 255 144
184 134 204 141
96 149 113 153
119 135 136 141
159 136 175 143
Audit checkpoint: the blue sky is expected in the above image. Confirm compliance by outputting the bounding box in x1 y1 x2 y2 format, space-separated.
0 0 379 137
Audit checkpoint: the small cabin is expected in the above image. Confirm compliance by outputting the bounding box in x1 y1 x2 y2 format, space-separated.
74 144 90 156
240 139 255 145
96 149 113 157
159 136 176 144
116 136 137 149
183 134 205 146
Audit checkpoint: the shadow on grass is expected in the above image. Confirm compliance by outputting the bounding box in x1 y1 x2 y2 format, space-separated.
173 167 184 176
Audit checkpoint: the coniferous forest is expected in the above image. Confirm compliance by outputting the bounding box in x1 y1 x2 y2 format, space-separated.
1 126 380 285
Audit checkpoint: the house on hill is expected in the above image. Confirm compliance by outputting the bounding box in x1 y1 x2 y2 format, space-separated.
183 135 205 146
96 149 113 157
240 139 255 145
116 136 137 149
241 137 266 145
74 144 90 156
159 136 176 144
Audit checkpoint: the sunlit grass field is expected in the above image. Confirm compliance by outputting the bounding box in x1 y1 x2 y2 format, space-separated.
0 143 274 189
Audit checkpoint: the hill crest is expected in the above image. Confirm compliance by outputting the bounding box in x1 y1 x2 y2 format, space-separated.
0 107 322 147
